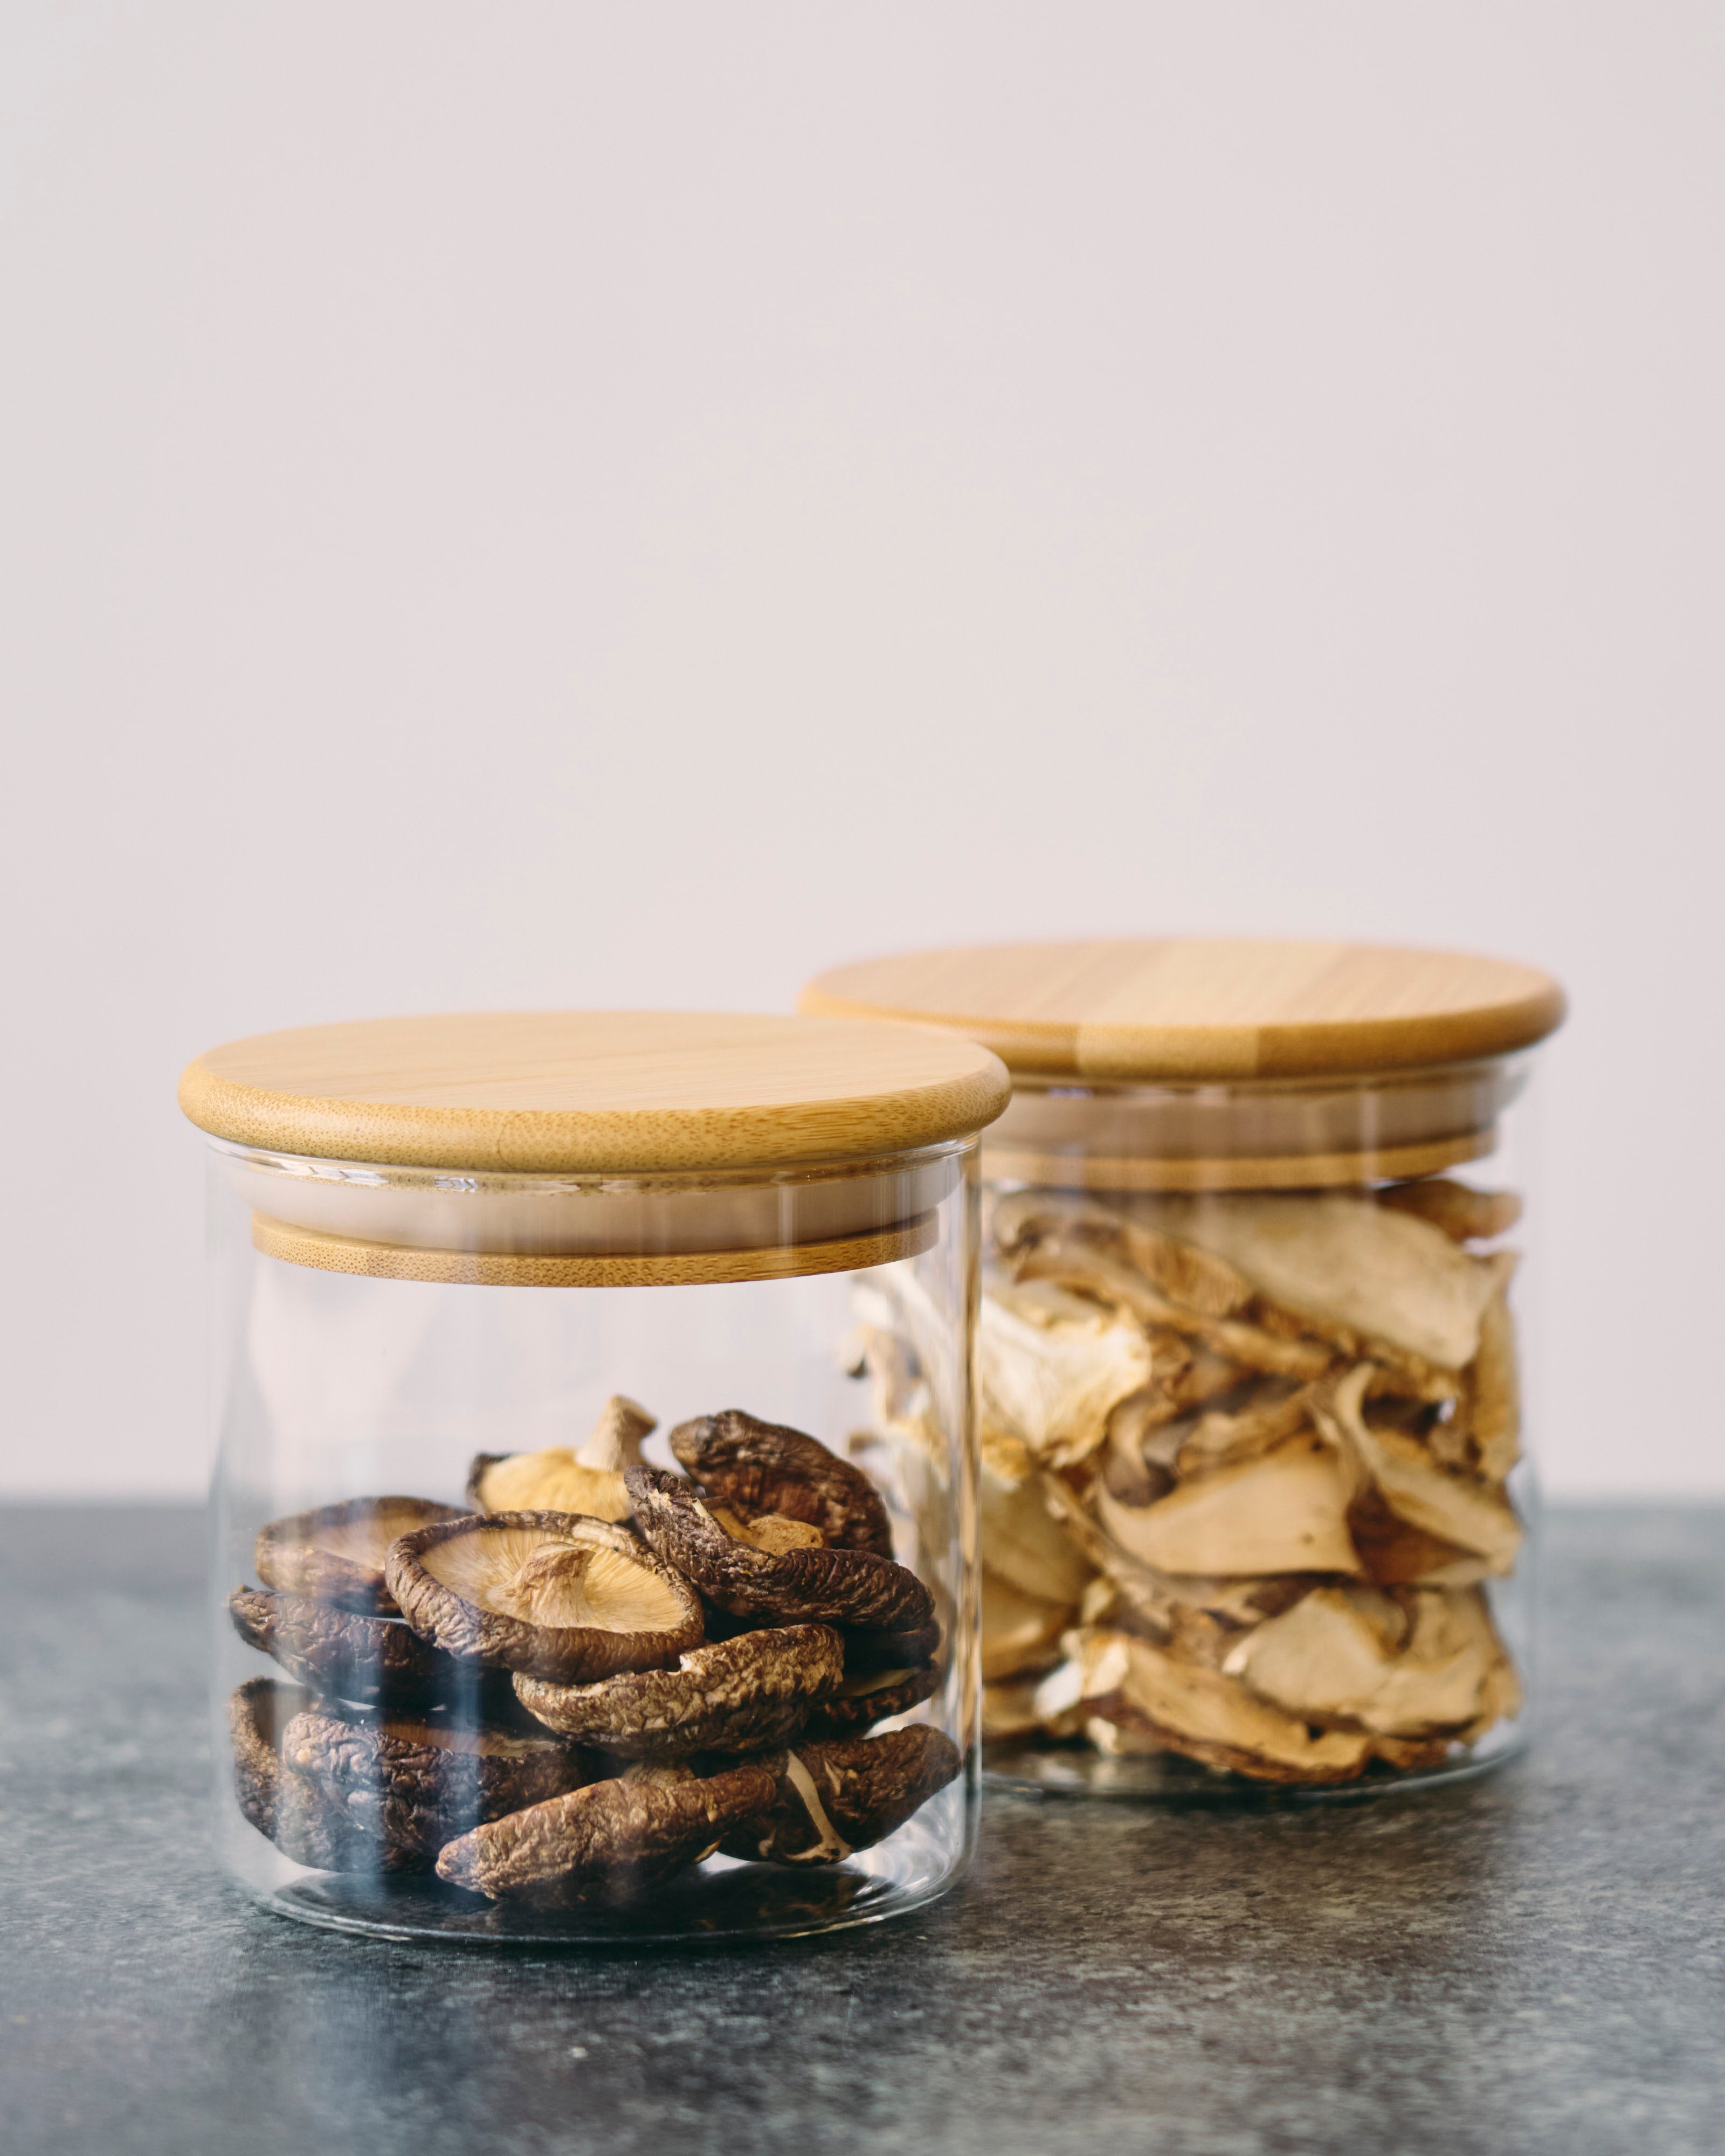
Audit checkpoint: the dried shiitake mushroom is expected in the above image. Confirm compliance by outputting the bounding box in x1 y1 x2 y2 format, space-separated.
254 1496 464 1615
466 1396 657 1522
513 1624 846 1760
717 1726 962 1864
436 1759 781 1907
229 1677 420 1872
668 1409 895 1557
626 1467 935 1634
228 1583 501 1712
385 1512 704 1684
281 1705 588 1859
800 1659 943 1738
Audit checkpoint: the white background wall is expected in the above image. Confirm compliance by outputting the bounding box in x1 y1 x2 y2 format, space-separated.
2 3 1719 1498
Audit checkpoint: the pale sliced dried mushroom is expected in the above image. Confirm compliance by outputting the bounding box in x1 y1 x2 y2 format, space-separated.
977 1284 1155 1469
282 1705 587 1858
626 1467 934 1633
1013 1240 1333 1385
436 1758 782 1906
1377 1178 1522 1243
1468 1283 1522 1482
1094 1433 1362 1579
385 1512 704 1683
1070 1629 1374 1784
254 1496 465 1615
980 1570 1073 1682
669 1409 895 1558
717 1726 962 1864
229 1677 420 1871
229 1582 503 1711
1323 1365 1522 1574
978 1432 1095 1605
577 1395 657 1472
1139 1193 1500 1372
1225 1583 1513 1740
513 1624 845 1759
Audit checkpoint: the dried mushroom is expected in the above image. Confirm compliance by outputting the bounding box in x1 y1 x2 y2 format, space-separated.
229 1677 419 1871
801 1659 943 1737
436 1759 781 1907
668 1409 895 1558
254 1496 464 1615
977 1283 1155 1468
717 1727 962 1864
1377 1178 1522 1244
468 1394 657 1519
1072 1630 1374 1783
228 1582 506 1712
385 1512 704 1683
513 1624 846 1759
1224 1584 1516 1740
980 1570 1073 1682
847 1179 1532 1785
1138 1192 1500 1372
1093 1433 1361 1579
281 1704 587 1858
627 1467 935 1633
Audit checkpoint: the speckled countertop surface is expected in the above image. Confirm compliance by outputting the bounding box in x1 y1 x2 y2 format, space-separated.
2 1504 1722 2156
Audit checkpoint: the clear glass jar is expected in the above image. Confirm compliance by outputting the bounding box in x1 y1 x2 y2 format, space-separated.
185 1012 1006 1939
803 939 1563 1801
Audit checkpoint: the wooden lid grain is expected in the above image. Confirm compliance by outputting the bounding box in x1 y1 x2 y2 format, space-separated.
180 1011 1010 1173
799 940 1564 1082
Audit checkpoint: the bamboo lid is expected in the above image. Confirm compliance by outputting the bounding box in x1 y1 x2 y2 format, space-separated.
799 940 1565 1082
180 1011 1010 1174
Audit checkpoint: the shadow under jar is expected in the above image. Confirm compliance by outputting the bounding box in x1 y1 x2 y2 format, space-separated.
182 1010 1008 1940
801 939 1565 1802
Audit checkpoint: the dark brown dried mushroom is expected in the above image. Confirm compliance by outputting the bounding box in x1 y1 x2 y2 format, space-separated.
229 1677 420 1872
627 1467 935 1633
281 1705 589 1859
668 1409 895 1558
513 1624 846 1760
801 1659 943 1738
229 1583 512 1712
841 1618 943 1671
718 1726 962 1864
435 1759 780 1907
255 1496 465 1615
385 1511 703 1683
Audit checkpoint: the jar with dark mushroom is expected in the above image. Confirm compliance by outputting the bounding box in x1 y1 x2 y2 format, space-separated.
802 940 1562 1799
187 1011 1005 1937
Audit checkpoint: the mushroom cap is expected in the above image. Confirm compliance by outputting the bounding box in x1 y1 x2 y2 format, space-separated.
435 1759 780 1907
229 1583 520 1714
717 1725 963 1863
668 1410 895 1558
254 1496 465 1615
801 1660 943 1738
281 1705 589 1858
465 1449 631 1523
228 1677 424 1872
513 1625 846 1760
385 1511 704 1683
626 1467 935 1632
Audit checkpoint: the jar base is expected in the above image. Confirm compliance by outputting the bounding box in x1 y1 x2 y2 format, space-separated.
233 1815 967 1947
983 1723 1527 1805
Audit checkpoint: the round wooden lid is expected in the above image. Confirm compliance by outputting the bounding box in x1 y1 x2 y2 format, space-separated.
180 1011 1010 1173
799 940 1565 1082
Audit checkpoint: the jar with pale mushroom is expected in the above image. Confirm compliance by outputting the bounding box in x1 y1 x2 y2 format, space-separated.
182 1011 1006 1935
803 941 1563 1799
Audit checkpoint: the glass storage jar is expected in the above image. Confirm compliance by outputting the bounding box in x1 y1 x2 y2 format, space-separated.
801 941 1564 1801
182 1010 1008 1939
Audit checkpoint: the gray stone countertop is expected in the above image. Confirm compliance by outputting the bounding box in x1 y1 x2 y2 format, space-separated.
2 1504 1722 2156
